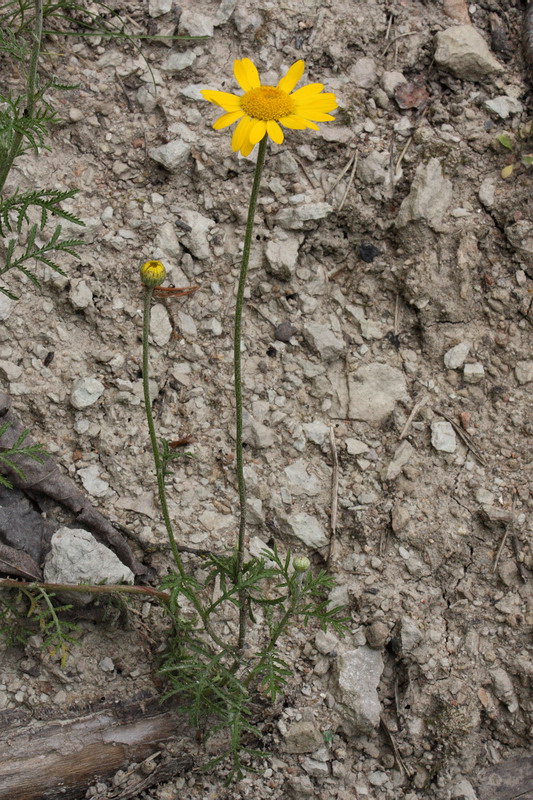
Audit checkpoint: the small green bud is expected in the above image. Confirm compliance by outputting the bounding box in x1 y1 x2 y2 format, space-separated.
140 259 166 287
293 556 310 573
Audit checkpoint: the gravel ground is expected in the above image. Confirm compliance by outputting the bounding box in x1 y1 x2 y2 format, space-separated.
0 1 532 798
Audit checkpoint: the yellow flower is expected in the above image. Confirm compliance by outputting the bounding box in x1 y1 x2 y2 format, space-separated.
140 259 166 287
201 58 337 157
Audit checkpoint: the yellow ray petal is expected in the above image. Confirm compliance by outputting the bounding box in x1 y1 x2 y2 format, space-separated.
232 115 254 152
240 139 256 157
279 114 319 131
213 109 245 129
277 60 305 94
289 83 324 101
242 58 261 89
201 89 242 111
249 119 267 144
234 59 254 92
266 119 284 144
297 111 336 122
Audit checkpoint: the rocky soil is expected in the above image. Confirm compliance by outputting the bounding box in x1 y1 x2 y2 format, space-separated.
1 0 532 798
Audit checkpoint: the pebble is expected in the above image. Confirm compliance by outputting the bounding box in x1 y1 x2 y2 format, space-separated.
346 438 369 456
444 341 471 369
434 25 504 80
99 657 115 673
0 294 15 321
274 202 333 230
515 360 533 385
70 377 104 410
483 96 523 119
179 9 215 37
431 420 457 453
381 70 406 97
463 362 484 384
346 363 408 423
382 440 414 481
350 57 377 88
43 527 134 606
357 151 389 185
242 412 276 448
161 51 196 73
334 646 384 733
303 323 344 361
490 667 518 713
392 616 423 654
278 511 328 548
282 717 323 754
274 321 297 342
302 420 330 446
265 233 301 280
366 621 389 649
0 360 22 382
150 303 172 346
148 139 191 172
174 208 215 260
284 459 321 497
69 279 93 310
68 108 84 122
77 464 110 498
148 0 171 16
396 158 452 230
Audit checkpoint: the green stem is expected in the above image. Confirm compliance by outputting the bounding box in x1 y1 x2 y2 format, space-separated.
234 137 267 652
0 0 43 194
142 288 185 577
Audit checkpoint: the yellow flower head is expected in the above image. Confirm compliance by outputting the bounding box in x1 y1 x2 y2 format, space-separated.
140 259 166 287
201 58 337 157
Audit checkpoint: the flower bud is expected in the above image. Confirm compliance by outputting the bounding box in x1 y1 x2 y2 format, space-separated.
140 259 166 287
293 556 310 573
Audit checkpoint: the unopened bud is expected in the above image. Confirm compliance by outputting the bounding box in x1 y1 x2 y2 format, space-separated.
140 259 166 287
293 556 310 573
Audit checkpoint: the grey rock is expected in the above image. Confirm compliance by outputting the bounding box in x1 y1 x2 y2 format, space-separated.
505 220 533 265
491 667 518 713
71 377 104 410
274 202 333 230
161 51 196 73
434 25 504 80
382 440 414 481
179 9 214 37
148 0 172 16
478 177 496 210
154 221 183 261
315 630 340 655
175 209 215 260
278 511 328 548
483 96 524 119
444 341 471 369
150 303 172 346
0 295 15 321
274 321 297 342
515 360 533 384
351 57 377 88
381 70 406 97
346 363 408 423
284 459 321 497
265 233 300 280
393 616 423 654
463 362 484 384
346 438 369 456
301 757 329 777
396 158 452 230
0 360 22 382
450 779 478 800
302 420 330 446
357 151 389 185
359 318 385 340
283 718 323 754
334 646 384 733
431 420 456 453
69 279 93 310
99 657 115 672
214 0 237 26
242 411 275 448
303 323 344 361
149 139 191 172
287 775 315 797
366 621 389 649
43 527 134 606
77 464 110 498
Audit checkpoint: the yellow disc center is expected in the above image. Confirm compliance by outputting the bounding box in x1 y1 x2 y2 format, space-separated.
240 86 295 121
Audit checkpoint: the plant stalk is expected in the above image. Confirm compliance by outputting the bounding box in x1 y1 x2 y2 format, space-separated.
0 0 43 194
234 137 267 653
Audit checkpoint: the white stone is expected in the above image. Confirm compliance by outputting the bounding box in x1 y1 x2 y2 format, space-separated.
161 51 196 73
242 412 276 448
381 70 406 97
0 360 22 382
284 459 321 497
382 440 414 481
346 438 369 456
483 96 523 119
359 319 384 340
175 309 197 339
303 323 344 361
346 363 408 423
174 208 215 260
396 158 452 230
463 362 484 383
179 9 214 37
71 377 104 409
265 233 300 280
77 464 110 498
334 647 384 733
278 512 328 548
434 25 504 80
149 139 191 172
43 527 134 605
69 279 93 310
154 221 182 260
0 294 15 321
431 420 456 453
444 341 471 369
274 203 333 230
357 151 389 186
150 303 172 346
515 360 533 385
148 0 172 17
302 420 330 446
351 57 377 88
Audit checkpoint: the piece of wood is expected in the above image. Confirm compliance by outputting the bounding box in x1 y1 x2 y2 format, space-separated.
0 696 190 800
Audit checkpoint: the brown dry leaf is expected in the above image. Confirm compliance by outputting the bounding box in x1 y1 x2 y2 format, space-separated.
394 78 430 111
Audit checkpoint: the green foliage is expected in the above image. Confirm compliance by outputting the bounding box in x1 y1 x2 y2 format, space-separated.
0 421 49 488
496 133 513 151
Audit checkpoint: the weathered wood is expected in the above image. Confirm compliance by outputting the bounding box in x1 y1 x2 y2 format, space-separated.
0 697 190 800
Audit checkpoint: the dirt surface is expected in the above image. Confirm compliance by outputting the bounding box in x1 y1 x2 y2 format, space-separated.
1 0 533 798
